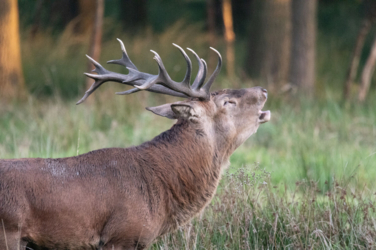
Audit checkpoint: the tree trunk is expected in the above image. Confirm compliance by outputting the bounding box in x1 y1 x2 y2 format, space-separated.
77 0 96 35
207 0 217 73
49 0 79 31
86 0 104 89
344 0 376 100
222 0 235 78
290 0 317 95
245 0 291 90
343 19 371 100
0 0 26 102
30 0 45 39
358 34 376 102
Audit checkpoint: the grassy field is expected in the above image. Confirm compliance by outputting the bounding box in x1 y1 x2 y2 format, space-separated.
1 88 375 249
1 24 376 248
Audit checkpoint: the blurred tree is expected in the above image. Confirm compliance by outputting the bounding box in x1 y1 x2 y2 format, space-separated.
222 0 235 78
30 0 44 39
358 34 376 102
344 0 376 100
0 0 26 101
41 0 96 37
23 0 80 37
86 0 104 89
207 0 217 72
245 0 291 90
78 0 96 35
343 20 372 99
47 0 79 34
290 0 317 95
120 0 147 33
231 0 252 37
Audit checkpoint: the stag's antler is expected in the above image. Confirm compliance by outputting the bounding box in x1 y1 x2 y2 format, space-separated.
77 39 222 104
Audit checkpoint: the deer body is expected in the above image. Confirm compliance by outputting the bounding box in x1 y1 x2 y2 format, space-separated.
0 40 270 250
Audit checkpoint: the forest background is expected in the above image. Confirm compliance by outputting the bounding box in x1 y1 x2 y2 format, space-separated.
1 0 376 248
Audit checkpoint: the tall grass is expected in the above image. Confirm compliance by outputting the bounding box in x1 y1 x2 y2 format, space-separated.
153 167 376 249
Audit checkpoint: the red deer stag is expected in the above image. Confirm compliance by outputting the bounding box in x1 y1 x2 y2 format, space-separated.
0 39 270 250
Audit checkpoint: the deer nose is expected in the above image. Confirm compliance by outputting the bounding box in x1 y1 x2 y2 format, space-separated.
261 88 267 99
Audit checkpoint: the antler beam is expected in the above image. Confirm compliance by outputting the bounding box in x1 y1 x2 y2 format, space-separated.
77 39 222 105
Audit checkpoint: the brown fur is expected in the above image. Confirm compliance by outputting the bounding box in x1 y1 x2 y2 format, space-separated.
0 87 270 250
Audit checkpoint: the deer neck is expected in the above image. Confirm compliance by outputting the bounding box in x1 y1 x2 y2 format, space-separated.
148 120 226 233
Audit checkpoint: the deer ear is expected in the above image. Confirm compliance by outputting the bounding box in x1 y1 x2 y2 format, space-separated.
146 103 196 120
146 103 177 119
170 104 196 120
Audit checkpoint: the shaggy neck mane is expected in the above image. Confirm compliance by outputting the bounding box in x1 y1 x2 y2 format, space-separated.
136 120 223 232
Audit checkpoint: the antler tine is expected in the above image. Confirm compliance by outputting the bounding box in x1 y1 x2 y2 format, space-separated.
172 43 192 87
202 47 222 93
116 88 141 95
76 56 109 105
86 55 108 75
117 85 188 97
76 76 104 105
107 39 138 70
187 48 206 90
134 50 168 90
135 48 198 97
198 59 208 90
117 64 189 98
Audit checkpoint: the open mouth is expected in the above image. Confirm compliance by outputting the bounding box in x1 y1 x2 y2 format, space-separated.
258 89 270 123
259 110 271 123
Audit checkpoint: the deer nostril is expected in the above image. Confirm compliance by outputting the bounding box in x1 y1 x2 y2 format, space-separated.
261 88 268 99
